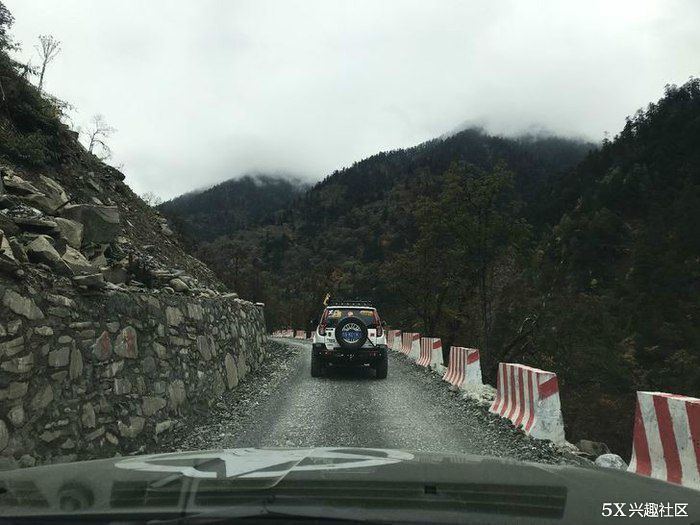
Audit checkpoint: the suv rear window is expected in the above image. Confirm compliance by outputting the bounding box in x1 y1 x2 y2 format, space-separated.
324 308 378 328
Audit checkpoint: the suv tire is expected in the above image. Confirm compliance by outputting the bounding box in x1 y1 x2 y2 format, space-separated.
311 354 324 377
374 354 388 379
335 317 368 350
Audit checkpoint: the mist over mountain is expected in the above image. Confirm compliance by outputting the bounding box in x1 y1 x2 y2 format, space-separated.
159 173 309 244
165 79 700 455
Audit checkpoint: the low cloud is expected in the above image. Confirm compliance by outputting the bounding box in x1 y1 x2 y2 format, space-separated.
7 0 700 198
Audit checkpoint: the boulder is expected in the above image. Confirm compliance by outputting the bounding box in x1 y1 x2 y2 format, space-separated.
169 278 189 292
576 439 611 458
7 237 28 263
13 216 59 235
142 396 166 416
60 204 120 244
61 246 92 274
48 348 70 367
69 347 83 379
117 416 145 439
0 230 18 274
73 273 106 289
2 290 44 320
225 353 238 389
167 380 186 409
37 175 69 207
0 229 14 259
2 174 41 196
595 454 628 470
92 331 112 360
114 326 138 358
0 336 24 357
25 235 61 265
53 218 83 249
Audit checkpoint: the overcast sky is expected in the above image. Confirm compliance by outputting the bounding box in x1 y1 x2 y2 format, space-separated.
7 0 700 199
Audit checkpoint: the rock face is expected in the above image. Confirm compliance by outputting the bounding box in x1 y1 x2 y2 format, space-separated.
0 287 267 466
53 218 83 249
60 204 120 244
0 124 242 470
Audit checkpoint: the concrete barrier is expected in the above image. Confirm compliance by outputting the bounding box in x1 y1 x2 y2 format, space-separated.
417 337 443 371
443 346 483 391
400 332 420 358
490 363 565 444
386 330 400 350
407 333 421 361
628 391 700 490
294 329 306 339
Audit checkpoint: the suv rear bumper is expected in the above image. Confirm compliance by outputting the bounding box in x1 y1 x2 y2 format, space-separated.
312 343 387 366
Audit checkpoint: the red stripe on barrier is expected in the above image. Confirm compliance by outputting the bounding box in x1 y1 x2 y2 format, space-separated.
686 401 700 482
653 395 682 484
506 367 517 419
632 399 652 476
538 376 559 400
466 350 479 364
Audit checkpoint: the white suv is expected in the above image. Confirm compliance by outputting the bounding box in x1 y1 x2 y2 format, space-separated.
311 302 388 379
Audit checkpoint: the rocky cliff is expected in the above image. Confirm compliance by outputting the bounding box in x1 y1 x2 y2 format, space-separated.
0 50 274 467
0 159 269 467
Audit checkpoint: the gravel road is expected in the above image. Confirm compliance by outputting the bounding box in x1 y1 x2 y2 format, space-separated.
163 338 580 466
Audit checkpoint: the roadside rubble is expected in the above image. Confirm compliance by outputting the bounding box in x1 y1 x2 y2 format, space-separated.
0 166 229 299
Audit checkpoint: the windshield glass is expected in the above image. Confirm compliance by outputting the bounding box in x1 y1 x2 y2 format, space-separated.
325 308 378 328
0 1 698 523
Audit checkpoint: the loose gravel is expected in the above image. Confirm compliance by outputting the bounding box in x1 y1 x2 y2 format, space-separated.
160 338 582 467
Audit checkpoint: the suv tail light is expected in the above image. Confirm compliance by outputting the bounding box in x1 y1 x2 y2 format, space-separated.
374 311 383 336
318 310 328 336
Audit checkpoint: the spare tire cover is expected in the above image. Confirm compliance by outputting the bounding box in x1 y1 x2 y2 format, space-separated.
335 316 368 350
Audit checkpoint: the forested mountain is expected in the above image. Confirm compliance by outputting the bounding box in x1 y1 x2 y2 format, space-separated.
164 79 699 455
159 174 308 244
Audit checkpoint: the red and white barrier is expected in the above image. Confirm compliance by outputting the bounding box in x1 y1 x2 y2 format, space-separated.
443 346 483 391
294 330 306 339
394 332 403 352
628 391 700 490
490 363 565 444
400 332 420 358
417 337 443 370
408 333 421 360
387 330 400 351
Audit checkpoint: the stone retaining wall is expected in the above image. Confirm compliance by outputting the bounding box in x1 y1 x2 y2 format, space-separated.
0 285 266 467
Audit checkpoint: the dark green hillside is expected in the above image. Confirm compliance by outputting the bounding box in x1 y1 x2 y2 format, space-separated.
159 174 308 244
177 80 700 455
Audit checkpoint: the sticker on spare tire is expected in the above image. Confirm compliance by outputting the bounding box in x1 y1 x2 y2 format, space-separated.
341 322 362 342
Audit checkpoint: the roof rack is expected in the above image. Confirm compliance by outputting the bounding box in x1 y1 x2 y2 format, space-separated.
327 299 375 308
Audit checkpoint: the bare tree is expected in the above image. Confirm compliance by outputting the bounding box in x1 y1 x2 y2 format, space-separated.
83 114 116 160
141 191 163 207
35 34 61 94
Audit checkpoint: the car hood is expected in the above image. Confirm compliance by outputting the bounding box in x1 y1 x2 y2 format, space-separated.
1 447 698 523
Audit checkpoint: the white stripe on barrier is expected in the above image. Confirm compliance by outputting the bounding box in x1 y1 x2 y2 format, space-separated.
417 337 442 371
408 333 421 361
628 391 700 490
393 330 402 351
490 362 565 444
